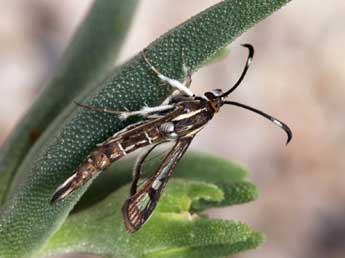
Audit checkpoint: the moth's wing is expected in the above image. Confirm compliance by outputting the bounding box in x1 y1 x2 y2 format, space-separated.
130 141 169 196
122 136 194 233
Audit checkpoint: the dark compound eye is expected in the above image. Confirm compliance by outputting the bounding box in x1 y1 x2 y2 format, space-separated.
204 92 216 100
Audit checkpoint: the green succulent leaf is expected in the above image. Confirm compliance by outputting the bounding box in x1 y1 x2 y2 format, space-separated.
0 0 138 205
0 0 290 258
191 181 258 212
40 179 263 258
204 47 230 65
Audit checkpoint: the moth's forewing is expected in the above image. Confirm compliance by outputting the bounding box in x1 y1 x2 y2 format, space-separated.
122 137 194 232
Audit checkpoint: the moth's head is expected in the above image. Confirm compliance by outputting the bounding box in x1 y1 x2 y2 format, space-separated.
204 89 224 112
200 44 292 145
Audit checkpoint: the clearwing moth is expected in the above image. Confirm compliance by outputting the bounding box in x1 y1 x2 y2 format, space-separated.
51 44 292 232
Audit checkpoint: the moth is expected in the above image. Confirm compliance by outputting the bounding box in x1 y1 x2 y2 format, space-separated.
51 44 292 232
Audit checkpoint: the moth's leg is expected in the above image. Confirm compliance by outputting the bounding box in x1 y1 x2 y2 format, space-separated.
131 142 165 196
132 105 174 119
160 48 192 105
161 90 181 105
143 49 194 97
75 102 174 120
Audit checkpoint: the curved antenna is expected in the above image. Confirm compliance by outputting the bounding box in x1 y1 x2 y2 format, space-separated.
221 44 254 98
224 101 292 145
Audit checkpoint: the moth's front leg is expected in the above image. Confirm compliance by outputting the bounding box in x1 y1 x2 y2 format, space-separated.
143 49 194 97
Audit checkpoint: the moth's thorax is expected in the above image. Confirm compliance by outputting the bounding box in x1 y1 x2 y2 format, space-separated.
170 100 214 138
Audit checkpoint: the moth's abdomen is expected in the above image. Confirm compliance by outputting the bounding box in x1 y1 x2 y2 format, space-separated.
51 121 165 204
51 149 111 204
105 127 163 159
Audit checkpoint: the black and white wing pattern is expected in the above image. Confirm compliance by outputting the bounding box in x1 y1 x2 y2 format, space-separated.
122 136 194 232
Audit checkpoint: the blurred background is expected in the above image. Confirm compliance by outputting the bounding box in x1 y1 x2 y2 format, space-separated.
1 1 345 258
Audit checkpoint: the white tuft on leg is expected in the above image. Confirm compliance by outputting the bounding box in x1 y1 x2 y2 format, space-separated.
157 74 194 97
118 104 174 120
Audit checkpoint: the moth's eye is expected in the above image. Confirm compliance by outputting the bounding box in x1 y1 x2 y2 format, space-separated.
205 92 216 100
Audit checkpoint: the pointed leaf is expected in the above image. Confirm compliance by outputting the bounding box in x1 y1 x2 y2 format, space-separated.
0 0 138 204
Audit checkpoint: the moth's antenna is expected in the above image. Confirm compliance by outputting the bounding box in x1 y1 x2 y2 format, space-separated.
223 101 292 145
221 44 254 98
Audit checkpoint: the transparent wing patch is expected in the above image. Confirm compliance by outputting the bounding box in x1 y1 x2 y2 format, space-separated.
122 137 193 232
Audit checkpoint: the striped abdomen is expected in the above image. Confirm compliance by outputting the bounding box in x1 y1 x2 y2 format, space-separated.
50 119 166 204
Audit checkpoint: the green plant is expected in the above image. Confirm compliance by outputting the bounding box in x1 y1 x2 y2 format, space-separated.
0 0 291 257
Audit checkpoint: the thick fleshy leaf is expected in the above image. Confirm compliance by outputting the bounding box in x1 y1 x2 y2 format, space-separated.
40 180 264 258
0 1 290 258
204 47 230 65
191 181 257 211
0 0 138 205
